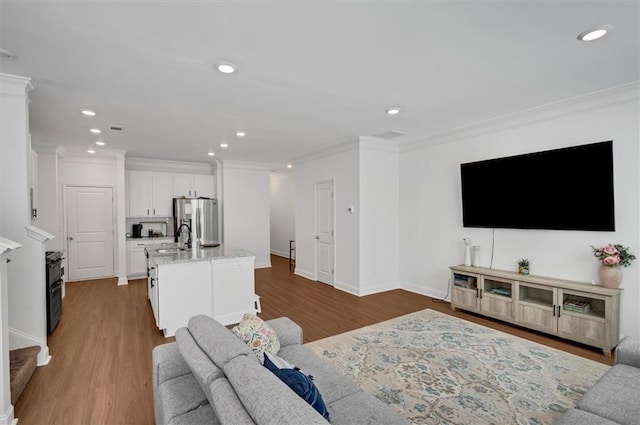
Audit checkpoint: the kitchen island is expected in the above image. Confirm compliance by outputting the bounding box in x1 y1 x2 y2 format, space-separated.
145 242 259 337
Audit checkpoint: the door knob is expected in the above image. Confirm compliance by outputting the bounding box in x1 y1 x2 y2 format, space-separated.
315 236 320 240
68 236 74 241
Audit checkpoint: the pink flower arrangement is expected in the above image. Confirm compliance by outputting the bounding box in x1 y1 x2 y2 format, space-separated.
591 244 636 268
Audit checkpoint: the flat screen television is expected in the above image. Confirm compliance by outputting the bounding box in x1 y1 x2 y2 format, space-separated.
460 141 615 231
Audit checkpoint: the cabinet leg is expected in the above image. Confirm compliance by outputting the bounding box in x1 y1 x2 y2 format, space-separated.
603 348 612 357
451 305 456 312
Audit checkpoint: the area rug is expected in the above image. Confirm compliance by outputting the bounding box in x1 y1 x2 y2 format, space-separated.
305 309 609 425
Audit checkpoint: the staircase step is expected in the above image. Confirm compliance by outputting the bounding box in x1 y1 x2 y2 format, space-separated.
9 345 41 405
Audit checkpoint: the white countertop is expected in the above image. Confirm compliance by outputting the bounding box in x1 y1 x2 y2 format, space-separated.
145 242 254 265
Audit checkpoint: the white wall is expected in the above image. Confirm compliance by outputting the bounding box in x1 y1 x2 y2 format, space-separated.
294 144 360 289
218 161 271 268
0 74 50 367
270 172 295 257
358 137 400 295
399 86 640 337
34 149 62 251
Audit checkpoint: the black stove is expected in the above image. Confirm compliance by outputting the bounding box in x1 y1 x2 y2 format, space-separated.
45 251 64 334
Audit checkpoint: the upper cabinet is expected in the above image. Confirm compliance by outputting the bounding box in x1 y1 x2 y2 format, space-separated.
173 173 215 198
127 171 173 217
127 170 215 217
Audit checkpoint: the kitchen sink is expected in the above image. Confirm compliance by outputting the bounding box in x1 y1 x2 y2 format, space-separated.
156 248 187 254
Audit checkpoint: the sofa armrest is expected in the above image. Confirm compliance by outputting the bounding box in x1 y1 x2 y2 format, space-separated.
266 317 303 348
615 336 640 368
152 342 192 389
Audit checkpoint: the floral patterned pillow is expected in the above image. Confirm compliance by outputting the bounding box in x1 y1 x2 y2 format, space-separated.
231 313 280 362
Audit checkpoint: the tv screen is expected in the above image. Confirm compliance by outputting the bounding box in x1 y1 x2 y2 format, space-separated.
460 141 615 231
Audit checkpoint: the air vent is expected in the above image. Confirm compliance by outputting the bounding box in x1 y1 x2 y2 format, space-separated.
372 130 404 140
109 125 123 131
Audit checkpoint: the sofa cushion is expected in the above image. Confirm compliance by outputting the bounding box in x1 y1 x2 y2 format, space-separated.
265 317 303 348
556 409 620 425
577 364 640 425
278 344 360 405
167 404 218 425
188 315 255 369
263 353 329 420
157 373 209 425
175 328 224 400
231 314 280 362
327 391 409 425
224 354 328 424
208 378 256 425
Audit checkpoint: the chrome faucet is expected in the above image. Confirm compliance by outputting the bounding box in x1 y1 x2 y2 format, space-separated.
176 223 192 248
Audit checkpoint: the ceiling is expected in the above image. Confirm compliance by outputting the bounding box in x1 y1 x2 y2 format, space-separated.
1 1 638 170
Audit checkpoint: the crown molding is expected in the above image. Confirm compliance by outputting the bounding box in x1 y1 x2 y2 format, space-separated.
0 237 22 256
400 81 640 153
294 139 359 165
0 73 35 96
31 143 59 154
26 225 54 242
126 157 214 174
359 136 401 153
61 155 117 165
217 160 270 171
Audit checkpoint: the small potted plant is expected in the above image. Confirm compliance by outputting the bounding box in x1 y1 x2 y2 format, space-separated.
517 258 531 275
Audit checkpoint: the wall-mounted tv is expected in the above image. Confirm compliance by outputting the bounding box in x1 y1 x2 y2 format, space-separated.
460 141 615 231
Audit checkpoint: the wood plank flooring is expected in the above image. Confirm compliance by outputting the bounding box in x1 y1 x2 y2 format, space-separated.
14 254 612 424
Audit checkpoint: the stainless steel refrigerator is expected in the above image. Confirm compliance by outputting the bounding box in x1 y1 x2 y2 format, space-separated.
173 198 219 246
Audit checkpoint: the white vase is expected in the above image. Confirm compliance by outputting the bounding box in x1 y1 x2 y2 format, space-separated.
598 265 622 288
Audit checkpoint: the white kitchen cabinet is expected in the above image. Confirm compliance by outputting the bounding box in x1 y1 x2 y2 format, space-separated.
156 260 214 337
173 173 215 198
193 174 215 198
127 171 174 217
127 238 173 278
211 257 256 325
151 172 173 216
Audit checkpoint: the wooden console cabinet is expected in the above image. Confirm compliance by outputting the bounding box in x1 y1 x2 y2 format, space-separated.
450 265 621 356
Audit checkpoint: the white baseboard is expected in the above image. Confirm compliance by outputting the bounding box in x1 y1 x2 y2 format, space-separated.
270 249 291 258
294 268 315 281
255 261 271 269
359 281 402 296
118 276 129 286
334 280 360 295
400 281 449 300
8 328 50 366
0 405 17 425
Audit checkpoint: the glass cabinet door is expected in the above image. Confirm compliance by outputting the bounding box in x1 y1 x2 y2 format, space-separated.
516 282 556 333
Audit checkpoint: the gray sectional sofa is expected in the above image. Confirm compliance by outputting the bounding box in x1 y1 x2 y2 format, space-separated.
153 315 407 425
557 336 640 425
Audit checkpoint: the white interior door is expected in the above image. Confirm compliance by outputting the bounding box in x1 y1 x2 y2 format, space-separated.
66 186 114 280
315 181 334 285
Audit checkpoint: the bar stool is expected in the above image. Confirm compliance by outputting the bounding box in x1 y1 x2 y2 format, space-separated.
289 240 295 272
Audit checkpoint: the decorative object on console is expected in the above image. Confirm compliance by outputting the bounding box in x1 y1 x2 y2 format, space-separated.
591 244 636 288
471 245 481 267
463 238 473 266
517 258 531 275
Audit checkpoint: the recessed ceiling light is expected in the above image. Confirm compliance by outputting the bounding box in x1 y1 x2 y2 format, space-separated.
95 141 105 146
217 62 236 74
386 108 401 115
208 152 215 156
220 143 229 148
81 109 96 116
286 163 293 169
90 128 101 134
0 48 16 60
87 149 96 154
236 131 246 137
578 25 613 41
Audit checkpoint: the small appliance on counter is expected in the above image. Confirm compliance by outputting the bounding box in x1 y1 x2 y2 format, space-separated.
132 223 143 238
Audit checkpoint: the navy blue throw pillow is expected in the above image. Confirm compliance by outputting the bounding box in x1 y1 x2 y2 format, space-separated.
263 354 330 420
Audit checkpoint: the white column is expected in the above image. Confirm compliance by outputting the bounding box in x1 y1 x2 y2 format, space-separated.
115 151 128 285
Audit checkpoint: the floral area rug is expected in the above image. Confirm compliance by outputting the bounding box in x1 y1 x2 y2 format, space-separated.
305 309 608 425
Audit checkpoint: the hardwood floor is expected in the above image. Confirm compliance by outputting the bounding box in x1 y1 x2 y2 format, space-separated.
14 254 612 424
